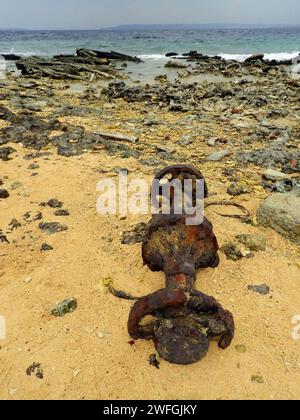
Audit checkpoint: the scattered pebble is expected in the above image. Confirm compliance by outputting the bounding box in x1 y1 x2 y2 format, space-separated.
40 243 53 252
236 234 267 252
263 169 289 181
54 209 70 216
227 182 252 197
248 284 270 296
0 189 9 199
50 297 77 317
46 198 64 208
26 363 44 380
221 243 244 261
149 354 160 370
39 222 68 234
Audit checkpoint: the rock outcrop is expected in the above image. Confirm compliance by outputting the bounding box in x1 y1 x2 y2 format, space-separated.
257 190 300 245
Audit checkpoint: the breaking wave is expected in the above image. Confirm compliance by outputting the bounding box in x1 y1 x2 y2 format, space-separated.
218 51 300 62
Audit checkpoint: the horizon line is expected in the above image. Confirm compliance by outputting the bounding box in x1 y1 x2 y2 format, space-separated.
1 22 300 31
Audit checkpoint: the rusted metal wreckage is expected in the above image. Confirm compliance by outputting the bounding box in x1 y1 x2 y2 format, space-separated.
116 165 235 365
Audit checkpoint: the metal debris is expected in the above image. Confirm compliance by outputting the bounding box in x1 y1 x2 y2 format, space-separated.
116 165 234 365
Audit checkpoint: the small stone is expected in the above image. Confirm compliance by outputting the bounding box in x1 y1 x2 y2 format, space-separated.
251 375 264 384
28 163 40 170
0 147 16 161
50 297 77 317
39 222 68 235
8 219 21 230
227 183 252 197
221 243 244 261
248 284 270 295
0 189 9 199
96 331 111 339
26 363 44 380
24 277 32 284
235 345 247 353
263 169 289 181
54 209 70 216
206 137 218 147
47 199 63 208
41 243 53 252
149 354 160 370
207 150 230 162
236 234 267 252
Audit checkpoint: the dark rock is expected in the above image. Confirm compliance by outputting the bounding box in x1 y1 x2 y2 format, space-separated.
221 243 244 261
8 219 21 230
26 363 44 380
0 106 16 122
237 146 300 174
54 209 70 216
0 234 9 243
0 189 9 199
47 199 63 208
50 297 77 317
39 222 68 234
76 48 142 63
165 52 179 57
263 178 300 194
149 354 160 369
1 54 21 61
121 223 147 245
41 243 53 252
248 284 270 295
0 146 16 161
245 54 265 63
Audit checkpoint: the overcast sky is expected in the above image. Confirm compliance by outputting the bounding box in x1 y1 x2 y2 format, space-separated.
0 0 299 29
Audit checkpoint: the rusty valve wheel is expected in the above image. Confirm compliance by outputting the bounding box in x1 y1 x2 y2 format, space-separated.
151 164 208 211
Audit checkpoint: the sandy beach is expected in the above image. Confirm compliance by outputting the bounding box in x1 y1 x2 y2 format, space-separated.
1 51 300 400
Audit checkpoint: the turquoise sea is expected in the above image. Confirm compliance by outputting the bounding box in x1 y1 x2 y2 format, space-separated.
0 26 299 62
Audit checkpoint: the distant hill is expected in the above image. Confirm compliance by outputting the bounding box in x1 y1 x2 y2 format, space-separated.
101 23 280 31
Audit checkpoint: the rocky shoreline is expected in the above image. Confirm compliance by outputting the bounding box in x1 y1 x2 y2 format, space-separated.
1 50 300 241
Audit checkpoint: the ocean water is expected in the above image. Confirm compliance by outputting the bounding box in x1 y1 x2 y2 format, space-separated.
0 27 299 62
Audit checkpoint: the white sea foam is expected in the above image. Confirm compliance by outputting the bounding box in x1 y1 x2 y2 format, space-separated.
218 51 300 62
137 54 168 61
